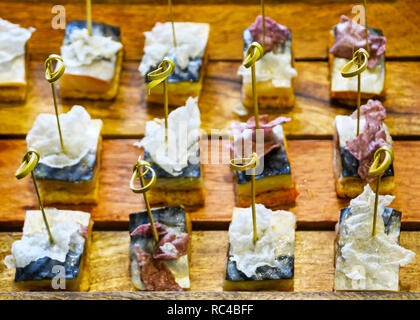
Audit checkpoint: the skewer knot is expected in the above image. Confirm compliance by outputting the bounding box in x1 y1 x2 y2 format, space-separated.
15 148 40 180
44 54 65 83
230 152 260 172
341 48 370 78
243 42 264 68
146 57 175 92
369 146 394 177
130 156 156 194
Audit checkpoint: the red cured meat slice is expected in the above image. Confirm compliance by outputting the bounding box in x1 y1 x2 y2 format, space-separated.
133 244 182 291
231 115 291 159
130 222 168 238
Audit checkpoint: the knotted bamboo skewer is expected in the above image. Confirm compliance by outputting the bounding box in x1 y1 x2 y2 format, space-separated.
230 153 260 243
369 146 394 237
146 57 175 146
130 155 159 243
15 149 54 243
44 54 66 152
243 42 264 129
341 48 370 136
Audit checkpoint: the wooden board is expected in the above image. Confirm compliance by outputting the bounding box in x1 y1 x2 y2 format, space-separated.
1 0 420 300
1 61 420 138
1 230 419 293
1 139 420 229
1 0 420 61
1 291 420 300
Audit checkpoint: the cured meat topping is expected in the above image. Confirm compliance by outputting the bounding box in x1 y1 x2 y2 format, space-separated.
329 15 386 69
346 99 391 182
132 222 189 259
133 245 182 291
130 222 168 238
231 115 291 159
249 15 290 53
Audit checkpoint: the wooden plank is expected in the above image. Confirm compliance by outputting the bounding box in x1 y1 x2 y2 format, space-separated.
1 0 419 61
1 139 420 229
1 291 420 300
1 61 420 138
1 230 419 293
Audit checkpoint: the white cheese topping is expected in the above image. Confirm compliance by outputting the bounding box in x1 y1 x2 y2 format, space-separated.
331 56 385 94
334 185 415 291
135 97 201 176
4 209 90 269
238 41 297 88
0 18 34 85
334 115 392 148
160 242 179 257
231 123 285 162
139 22 210 75
4 222 84 269
26 105 102 168
0 18 34 64
229 204 295 278
61 28 122 82
23 209 91 234
272 124 285 141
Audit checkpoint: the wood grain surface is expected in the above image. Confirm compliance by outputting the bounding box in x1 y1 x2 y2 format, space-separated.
1 0 419 61
1 139 420 229
1 291 420 300
1 0 420 299
1 61 420 138
1 230 419 293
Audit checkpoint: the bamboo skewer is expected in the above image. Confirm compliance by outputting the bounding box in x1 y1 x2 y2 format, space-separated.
341 48 369 136
130 155 159 243
44 54 66 153
146 57 175 146
369 146 394 237
87 0 92 36
15 149 54 243
243 42 264 130
230 153 260 243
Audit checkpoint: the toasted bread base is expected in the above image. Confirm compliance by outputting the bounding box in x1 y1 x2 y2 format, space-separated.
37 137 102 205
241 79 295 108
233 135 298 207
146 53 208 107
241 43 295 109
146 187 205 207
131 208 192 291
0 84 26 102
328 33 385 105
333 128 394 198
223 278 294 291
59 49 123 100
223 242 294 291
0 47 29 102
15 220 93 291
